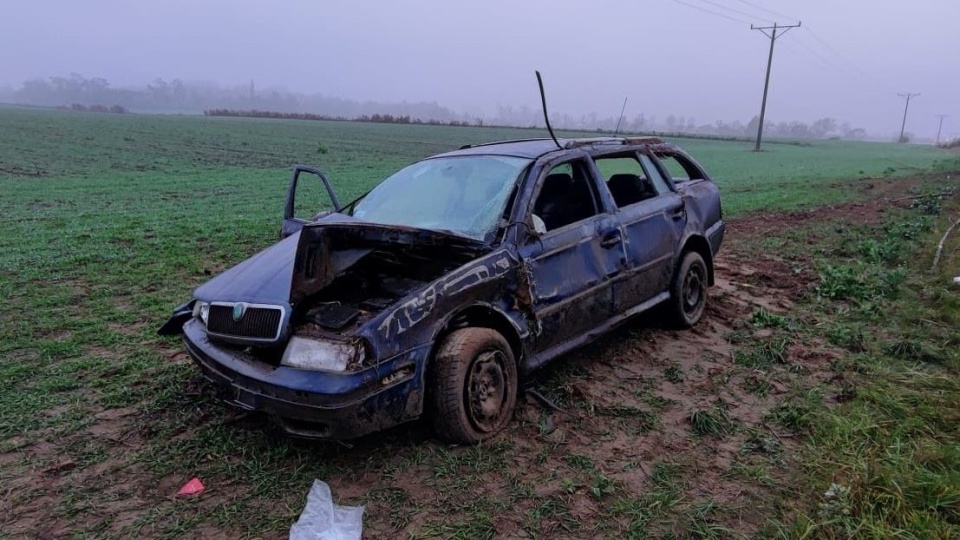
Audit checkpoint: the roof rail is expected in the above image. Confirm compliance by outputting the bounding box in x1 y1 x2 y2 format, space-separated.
458 137 554 150
562 136 665 149
456 135 668 151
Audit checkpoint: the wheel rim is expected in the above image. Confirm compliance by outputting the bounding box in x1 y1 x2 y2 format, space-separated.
682 264 705 317
466 349 510 433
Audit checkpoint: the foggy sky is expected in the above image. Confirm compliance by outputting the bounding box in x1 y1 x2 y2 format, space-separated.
3 0 958 139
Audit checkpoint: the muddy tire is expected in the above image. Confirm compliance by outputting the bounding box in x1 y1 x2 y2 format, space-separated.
667 251 708 328
430 328 518 444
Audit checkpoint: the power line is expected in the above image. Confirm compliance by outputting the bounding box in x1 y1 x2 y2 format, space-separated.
897 92 920 143
751 22 802 151
694 0 775 24
780 35 894 101
804 25 891 90
730 0 799 22
787 35 846 74
670 0 751 24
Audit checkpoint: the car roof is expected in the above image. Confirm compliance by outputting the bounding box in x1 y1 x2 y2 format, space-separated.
431 136 678 160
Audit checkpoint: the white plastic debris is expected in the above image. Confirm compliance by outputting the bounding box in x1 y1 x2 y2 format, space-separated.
289 480 363 540
954 276 960 286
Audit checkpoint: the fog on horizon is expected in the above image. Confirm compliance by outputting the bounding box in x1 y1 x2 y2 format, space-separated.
2 0 957 140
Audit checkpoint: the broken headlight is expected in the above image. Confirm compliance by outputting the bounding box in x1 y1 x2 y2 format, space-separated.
192 301 210 325
280 336 367 372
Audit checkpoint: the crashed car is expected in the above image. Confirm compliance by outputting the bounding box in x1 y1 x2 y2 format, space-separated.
160 137 724 443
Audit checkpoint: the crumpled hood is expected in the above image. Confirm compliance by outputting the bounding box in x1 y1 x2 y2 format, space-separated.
192 214 485 308
192 214 363 306
192 230 300 306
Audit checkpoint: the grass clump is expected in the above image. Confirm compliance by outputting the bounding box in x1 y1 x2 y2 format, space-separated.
689 406 735 437
664 364 684 383
750 308 789 329
734 338 790 370
826 323 867 352
816 263 907 302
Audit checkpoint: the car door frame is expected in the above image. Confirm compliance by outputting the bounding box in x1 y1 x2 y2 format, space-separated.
280 164 343 238
588 149 684 315
510 150 626 369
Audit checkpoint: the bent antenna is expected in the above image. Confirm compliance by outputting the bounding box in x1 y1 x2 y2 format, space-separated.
536 71 563 150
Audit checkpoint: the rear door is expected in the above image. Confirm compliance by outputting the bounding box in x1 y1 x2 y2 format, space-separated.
516 156 624 354
592 152 682 315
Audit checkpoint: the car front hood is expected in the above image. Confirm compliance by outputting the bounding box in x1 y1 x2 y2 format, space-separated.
192 230 300 306
193 215 486 308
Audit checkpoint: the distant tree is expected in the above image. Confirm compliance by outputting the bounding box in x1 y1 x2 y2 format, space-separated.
811 117 838 138
846 127 867 140
665 114 677 131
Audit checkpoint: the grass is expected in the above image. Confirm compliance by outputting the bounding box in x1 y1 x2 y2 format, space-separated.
689 406 736 437
770 196 960 538
1 104 959 537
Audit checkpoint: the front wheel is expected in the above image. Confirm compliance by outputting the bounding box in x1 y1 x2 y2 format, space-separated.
430 328 518 444
667 251 708 328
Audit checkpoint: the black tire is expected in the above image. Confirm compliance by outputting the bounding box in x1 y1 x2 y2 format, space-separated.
667 251 709 328
430 328 518 444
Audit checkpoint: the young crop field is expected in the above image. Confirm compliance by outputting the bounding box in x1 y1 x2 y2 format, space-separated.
1 105 959 539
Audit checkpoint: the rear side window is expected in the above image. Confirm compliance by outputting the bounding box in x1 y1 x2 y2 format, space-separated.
656 153 705 182
593 154 660 208
639 155 673 194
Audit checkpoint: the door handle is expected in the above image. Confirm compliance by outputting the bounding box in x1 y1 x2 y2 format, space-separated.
600 232 622 248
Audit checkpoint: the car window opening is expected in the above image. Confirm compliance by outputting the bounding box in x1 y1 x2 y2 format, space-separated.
594 155 664 208
532 160 601 231
657 153 705 182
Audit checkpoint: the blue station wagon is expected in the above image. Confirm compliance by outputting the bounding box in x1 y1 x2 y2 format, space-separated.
160 137 725 443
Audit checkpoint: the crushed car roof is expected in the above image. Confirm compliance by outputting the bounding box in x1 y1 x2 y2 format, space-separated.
433 137 677 159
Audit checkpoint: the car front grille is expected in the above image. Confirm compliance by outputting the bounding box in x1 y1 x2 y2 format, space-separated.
207 303 283 341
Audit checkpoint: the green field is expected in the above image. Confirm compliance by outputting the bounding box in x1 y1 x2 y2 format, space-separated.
1 105 959 538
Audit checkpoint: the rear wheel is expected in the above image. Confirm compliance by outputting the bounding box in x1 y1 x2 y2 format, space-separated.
667 251 708 328
431 328 518 444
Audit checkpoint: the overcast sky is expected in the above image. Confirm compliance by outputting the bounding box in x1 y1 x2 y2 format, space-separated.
2 0 957 138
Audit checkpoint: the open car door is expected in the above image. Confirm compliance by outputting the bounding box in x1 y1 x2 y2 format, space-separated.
280 164 343 238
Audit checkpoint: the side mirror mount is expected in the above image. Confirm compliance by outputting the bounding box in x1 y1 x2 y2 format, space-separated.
531 214 547 237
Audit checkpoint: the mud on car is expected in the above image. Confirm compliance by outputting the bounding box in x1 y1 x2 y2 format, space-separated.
159 137 725 444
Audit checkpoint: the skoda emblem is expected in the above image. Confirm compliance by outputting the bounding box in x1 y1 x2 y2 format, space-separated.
232 302 247 321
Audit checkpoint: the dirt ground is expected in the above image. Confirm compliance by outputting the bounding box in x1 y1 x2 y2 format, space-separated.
1 180 928 539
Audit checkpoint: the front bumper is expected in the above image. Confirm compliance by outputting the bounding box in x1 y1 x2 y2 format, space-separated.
182 318 429 439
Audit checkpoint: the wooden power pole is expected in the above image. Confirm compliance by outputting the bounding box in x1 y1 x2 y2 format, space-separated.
935 114 949 144
751 21 802 152
897 92 920 143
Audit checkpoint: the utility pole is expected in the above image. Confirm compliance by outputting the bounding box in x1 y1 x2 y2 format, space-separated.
935 114 948 144
897 92 920 143
751 21 801 152
614 96 628 134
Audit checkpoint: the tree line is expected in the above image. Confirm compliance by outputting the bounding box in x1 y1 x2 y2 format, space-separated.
0 73 867 140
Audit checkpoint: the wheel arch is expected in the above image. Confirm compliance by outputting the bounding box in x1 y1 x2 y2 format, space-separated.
431 303 524 367
680 234 715 286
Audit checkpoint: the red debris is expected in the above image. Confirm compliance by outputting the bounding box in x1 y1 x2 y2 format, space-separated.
176 477 205 497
